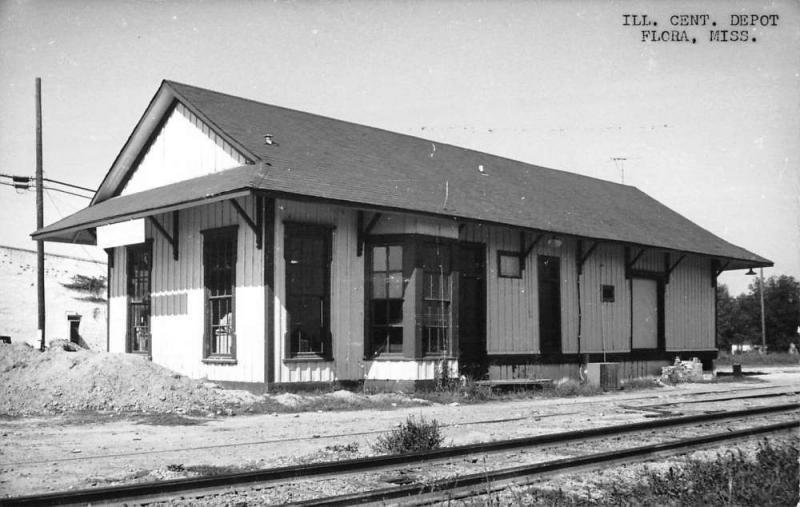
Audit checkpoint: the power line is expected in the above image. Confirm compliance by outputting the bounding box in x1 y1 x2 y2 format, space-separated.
41 185 91 199
0 173 95 196
43 177 95 194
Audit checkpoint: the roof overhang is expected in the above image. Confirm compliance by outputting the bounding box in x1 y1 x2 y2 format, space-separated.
33 165 257 243
33 166 773 272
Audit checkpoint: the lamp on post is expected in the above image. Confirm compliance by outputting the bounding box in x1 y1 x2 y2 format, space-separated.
746 267 767 353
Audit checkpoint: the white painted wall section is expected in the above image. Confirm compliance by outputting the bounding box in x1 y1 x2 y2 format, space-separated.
120 103 248 196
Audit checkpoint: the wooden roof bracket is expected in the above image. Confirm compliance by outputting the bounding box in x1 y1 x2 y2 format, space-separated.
712 259 731 287
148 212 179 260
664 253 686 284
230 198 262 249
357 211 382 257
625 246 647 278
577 239 599 275
519 231 543 271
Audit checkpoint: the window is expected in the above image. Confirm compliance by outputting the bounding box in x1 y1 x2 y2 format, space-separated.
370 244 404 355
602 284 615 302
203 227 237 360
284 223 332 358
498 251 522 278
127 242 152 354
422 242 452 355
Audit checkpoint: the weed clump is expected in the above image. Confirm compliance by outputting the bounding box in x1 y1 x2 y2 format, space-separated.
552 379 603 397
372 416 445 454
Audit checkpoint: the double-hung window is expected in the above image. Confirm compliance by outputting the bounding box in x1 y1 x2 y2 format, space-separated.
203 227 237 360
422 242 453 355
284 223 332 358
369 244 404 355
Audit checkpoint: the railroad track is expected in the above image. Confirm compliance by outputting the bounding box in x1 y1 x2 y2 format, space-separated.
298 420 799 506
6 402 798 506
6 385 797 470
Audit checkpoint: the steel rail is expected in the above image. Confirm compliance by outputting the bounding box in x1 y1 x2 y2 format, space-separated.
638 389 800 408
5 402 797 506
296 420 799 506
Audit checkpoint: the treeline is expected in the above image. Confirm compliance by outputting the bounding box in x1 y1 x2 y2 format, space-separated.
717 274 800 351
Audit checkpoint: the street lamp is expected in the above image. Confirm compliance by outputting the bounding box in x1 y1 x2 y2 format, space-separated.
747 267 767 353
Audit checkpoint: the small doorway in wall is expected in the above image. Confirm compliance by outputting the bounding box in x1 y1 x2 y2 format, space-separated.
458 243 486 378
126 242 152 355
631 277 664 349
538 255 562 355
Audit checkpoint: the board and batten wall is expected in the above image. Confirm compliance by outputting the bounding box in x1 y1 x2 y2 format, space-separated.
665 255 715 351
119 103 248 196
107 196 716 384
107 196 265 383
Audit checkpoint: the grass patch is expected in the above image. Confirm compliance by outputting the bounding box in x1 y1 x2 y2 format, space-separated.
484 437 798 506
373 416 445 454
715 351 800 367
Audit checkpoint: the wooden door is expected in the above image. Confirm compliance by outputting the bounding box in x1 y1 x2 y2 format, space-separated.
632 278 659 349
538 255 562 355
126 243 152 354
458 243 486 377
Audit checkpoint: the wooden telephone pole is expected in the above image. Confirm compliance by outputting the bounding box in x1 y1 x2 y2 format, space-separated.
36 77 45 351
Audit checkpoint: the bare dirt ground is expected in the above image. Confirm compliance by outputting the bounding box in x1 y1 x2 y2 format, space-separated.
0 344 798 499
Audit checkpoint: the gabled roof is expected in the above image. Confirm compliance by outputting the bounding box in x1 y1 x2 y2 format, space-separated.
34 80 771 269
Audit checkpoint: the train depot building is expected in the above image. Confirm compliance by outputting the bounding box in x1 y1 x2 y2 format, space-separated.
33 81 771 390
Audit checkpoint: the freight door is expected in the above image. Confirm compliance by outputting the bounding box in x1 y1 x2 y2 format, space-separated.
632 278 659 349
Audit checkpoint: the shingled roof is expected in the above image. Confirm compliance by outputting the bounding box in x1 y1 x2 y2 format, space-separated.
34 80 770 269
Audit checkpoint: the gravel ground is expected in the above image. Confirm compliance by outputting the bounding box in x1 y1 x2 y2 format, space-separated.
0 348 797 500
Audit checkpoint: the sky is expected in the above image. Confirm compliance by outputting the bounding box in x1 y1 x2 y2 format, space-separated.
0 0 798 296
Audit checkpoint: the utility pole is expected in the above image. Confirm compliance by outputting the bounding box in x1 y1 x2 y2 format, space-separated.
759 267 766 351
36 77 45 351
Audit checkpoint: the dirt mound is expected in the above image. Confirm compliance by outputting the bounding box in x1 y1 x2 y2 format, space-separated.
0 342 259 416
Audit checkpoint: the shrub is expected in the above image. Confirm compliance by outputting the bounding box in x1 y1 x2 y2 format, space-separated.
641 438 798 506
372 416 445 454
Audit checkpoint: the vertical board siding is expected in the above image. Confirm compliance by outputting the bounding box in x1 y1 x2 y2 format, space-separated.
120 103 248 196
580 244 630 353
274 199 364 383
459 224 579 355
108 247 128 353
145 196 264 383
665 255 714 351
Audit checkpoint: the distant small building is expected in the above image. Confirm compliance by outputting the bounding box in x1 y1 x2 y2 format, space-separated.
0 245 106 349
730 344 754 354
33 81 771 389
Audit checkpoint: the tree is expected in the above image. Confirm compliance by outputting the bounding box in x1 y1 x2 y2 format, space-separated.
716 283 757 349
758 275 800 350
720 274 800 352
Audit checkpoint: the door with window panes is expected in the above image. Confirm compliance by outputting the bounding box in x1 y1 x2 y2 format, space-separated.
127 243 152 355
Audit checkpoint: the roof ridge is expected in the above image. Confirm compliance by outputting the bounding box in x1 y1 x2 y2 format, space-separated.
162 79 639 192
